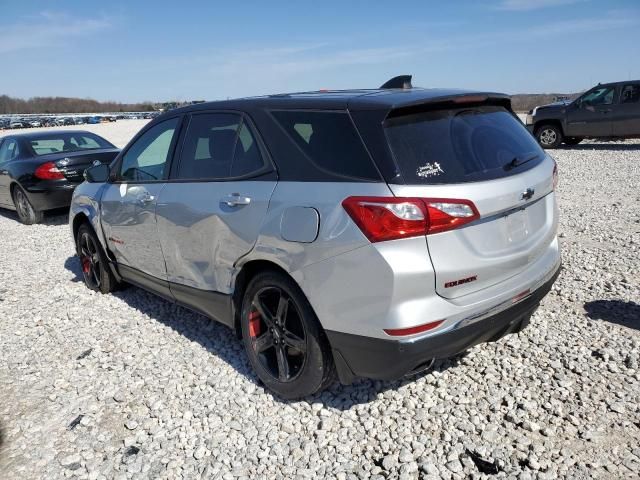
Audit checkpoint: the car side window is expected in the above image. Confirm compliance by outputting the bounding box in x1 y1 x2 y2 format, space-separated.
581 87 615 107
118 117 180 182
176 113 265 180
0 139 19 162
272 110 379 180
620 85 640 104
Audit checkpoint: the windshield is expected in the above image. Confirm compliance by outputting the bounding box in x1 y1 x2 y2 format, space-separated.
29 133 114 156
384 106 545 184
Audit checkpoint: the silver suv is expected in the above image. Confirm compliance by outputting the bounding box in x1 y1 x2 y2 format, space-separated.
70 76 561 399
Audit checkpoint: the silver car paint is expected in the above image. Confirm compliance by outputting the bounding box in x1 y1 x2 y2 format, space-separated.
100 182 168 280
70 151 560 344
155 180 277 293
389 155 558 299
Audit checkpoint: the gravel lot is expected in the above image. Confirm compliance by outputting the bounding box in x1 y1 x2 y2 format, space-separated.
0 129 638 479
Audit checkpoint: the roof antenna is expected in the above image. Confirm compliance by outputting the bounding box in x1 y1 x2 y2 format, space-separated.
380 75 412 89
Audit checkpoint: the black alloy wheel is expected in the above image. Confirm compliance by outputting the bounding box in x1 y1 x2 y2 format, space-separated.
248 286 307 382
79 230 102 290
76 223 117 294
241 271 335 399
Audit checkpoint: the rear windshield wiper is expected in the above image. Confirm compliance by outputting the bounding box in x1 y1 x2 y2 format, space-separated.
504 153 539 170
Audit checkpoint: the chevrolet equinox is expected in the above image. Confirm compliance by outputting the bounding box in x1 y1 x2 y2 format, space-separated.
70 76 561 399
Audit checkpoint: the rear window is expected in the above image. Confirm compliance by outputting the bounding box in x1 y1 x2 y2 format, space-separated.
29 133 113 156
272 110 379 180
384 106 545 184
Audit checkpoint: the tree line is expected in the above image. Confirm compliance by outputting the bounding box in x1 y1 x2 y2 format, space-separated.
0 92 579 115
0 95 155 114
510 93 579 112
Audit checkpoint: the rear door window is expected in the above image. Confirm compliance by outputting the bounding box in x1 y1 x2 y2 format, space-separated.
175 113 266 180
620 84 640 104
384 106 545 185
272 110 379 180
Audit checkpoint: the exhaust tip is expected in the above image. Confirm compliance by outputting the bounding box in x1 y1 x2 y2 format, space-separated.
405 358 435 377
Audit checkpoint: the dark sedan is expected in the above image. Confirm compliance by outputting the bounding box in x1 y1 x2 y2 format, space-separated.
0 130 119 224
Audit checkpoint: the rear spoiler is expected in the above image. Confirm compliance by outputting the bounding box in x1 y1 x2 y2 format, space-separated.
386 93 512 119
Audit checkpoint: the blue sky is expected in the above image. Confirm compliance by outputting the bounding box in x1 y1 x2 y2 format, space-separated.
1 0 638 102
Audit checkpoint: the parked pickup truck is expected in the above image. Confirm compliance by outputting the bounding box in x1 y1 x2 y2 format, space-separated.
526 80 640 148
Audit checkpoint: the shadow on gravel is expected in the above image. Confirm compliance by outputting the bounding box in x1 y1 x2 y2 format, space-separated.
64 254 461 409
556 143 640 151
584 300 640 331
64 256 83 282
0 207 68 226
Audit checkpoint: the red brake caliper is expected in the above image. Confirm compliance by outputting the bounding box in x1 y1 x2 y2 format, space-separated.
81 256 91 274
248 310 261 338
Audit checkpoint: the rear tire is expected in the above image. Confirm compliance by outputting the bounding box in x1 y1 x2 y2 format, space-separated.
536 124 563 149
76 223 118 294
240 271 335 399
12 186 43 225
563 137 583 146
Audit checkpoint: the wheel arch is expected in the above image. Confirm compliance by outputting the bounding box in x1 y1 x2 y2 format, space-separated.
72 211 91 241
534 119 564 136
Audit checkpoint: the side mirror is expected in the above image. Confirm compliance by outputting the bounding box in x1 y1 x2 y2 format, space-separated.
84 163 110 183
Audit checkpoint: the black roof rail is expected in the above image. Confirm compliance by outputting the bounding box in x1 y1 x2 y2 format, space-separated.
380 75 413 89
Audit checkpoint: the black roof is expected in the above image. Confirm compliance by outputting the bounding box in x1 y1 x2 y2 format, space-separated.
170 87 511 114
598 79 640 87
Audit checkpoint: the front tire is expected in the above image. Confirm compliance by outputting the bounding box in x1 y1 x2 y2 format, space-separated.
76 223 118 294
12 186 43 225
536 124 563 149
240 271 335 399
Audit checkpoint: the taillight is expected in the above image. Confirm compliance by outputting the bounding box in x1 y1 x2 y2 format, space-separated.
425 199 480 235
384 319 444 336
552 159 559 190
342 196 479 242
34 162 65 180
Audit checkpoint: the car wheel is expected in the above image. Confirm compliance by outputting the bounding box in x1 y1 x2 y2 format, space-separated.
76 223 117 294
240 271 335 399
536 124 563 149
12 186 43 224
563 137 583 146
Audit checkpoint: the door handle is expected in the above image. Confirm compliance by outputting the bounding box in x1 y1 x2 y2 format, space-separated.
222 193 251 207
600 109 612 114
138 192 155 205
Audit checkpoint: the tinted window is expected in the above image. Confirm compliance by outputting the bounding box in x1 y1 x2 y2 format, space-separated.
176 113 265 179
119 117 179 182
29 133 112 156
621 84 640 104
272 110 379 180
385 106 545 184
0 139 19 162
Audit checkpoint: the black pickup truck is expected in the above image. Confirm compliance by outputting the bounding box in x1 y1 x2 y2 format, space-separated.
526 80 640 148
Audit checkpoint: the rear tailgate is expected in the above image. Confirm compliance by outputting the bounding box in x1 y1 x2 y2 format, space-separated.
382 104 558 299
388 163 557 299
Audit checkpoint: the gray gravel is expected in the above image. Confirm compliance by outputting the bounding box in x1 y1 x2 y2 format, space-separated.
0 139 639 479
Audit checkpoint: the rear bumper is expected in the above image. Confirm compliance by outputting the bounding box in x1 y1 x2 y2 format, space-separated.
327 263 561 384
24 183 76 211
